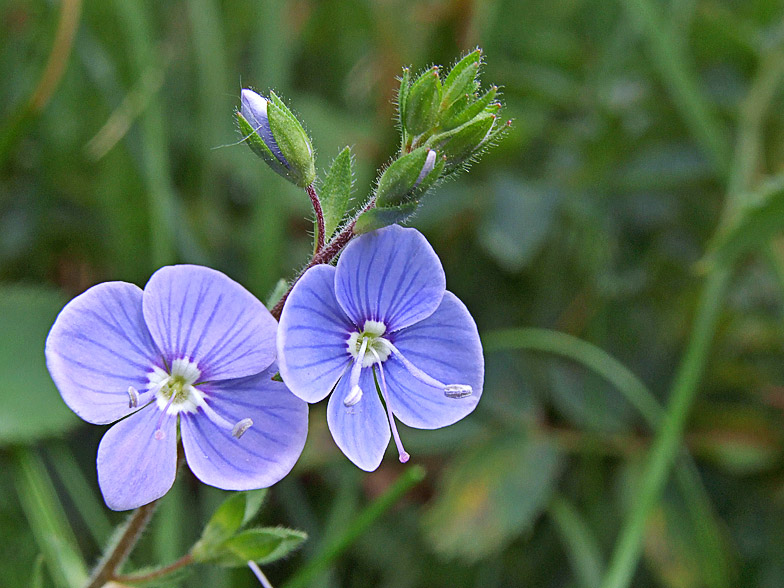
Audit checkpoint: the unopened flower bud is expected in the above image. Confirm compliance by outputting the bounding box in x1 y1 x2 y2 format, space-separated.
404 67 441 137
375 147 444 208
427 111 498 171
238 89 316 187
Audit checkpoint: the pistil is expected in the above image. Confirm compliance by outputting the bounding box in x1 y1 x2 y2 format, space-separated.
370 348 409 463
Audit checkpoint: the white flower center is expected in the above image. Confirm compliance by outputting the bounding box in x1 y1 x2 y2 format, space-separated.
346 320 392 367
148 358 204 415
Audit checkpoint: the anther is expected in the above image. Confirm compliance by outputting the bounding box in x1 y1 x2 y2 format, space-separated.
344 385 363 407
232 418 253 439
128 386 140 408
444 384 472 398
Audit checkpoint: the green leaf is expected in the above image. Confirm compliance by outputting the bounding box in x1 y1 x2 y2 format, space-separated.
265 278 288 310
205 527 307 567
375 147 442 208
320 146 354 240
441 85 498 132
704 174 784 270
192 490 268 558
0 285 79 445
422 433 563 560
397 66 411 133
353 202 419 234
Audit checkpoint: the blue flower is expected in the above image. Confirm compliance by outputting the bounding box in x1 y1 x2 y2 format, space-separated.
277 225 483 471
46 265 308 510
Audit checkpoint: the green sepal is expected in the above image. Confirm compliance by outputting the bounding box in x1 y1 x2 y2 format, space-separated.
354 201 419 233
266 92 316 187
441 49 481 111
427 112 496 169
191 490 268 559
397 67 411 132
196 527 307 568
375 147 442 207
320 146 354 240
238 112 290 179
404 67 441 136
442 85 498 132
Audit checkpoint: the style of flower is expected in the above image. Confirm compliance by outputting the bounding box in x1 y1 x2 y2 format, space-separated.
46 265 308 510
277 224 483 471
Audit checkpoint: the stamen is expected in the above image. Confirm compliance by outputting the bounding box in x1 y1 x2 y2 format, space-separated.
370 349 409 463
344 338 368 407
386 342 472 399
444 384 473 398
232 418 254 439
343 385 363 407
197 397 253 439
127 386 139 408
154 393 176 440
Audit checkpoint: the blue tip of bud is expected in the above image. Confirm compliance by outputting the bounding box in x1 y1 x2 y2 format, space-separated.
240 89 289 168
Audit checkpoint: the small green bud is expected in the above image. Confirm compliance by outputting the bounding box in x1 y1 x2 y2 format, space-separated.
375 147 444 207
239 89 316 187
404 67 441 137
427 111 498 170
441 49 481 111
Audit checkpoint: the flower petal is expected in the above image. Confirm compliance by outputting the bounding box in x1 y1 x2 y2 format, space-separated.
142 265 277 381
180 365 308 490
278 264 355 403
384 292 483 429
335 225 445 332
97 406 177 511
327 367 390 471
45 282 162 424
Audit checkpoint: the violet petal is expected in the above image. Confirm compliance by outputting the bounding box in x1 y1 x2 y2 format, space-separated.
142 265 277 381
97 407 177 511
180 365 308 490
45 282 161 424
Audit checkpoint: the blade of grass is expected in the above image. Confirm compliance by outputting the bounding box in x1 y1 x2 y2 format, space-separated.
483 327 731 588
281 465 426 588
549 495 604 588
12 448 88 588
47 443 113 547
622 0 731 176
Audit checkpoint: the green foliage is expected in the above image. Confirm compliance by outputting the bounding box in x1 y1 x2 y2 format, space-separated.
423 433 563 560
319 146 354 240
196 527 307 568
0 286 78 445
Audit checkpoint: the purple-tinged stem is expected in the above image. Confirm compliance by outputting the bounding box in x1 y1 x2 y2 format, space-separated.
112 553 194 584
270 198 376 320
306 184 326 253
85 500 159 588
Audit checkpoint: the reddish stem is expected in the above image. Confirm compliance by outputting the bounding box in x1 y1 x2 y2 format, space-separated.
306 184 326 253
112 553 194 584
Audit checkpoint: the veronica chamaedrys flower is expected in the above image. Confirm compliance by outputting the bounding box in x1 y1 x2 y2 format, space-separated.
277 225 483 471
45 265 308 510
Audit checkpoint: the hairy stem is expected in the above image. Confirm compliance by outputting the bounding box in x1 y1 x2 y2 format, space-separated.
85 500 159 588
270 199 376 319
307 184 326 253
111 553 194 584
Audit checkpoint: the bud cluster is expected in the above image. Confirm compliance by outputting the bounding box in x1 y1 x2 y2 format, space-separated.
398 49 508 174
237 48 507 239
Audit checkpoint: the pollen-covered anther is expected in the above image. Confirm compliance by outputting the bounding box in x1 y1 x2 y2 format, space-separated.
344 385 363 407
444 384 472 399
232 418 253 439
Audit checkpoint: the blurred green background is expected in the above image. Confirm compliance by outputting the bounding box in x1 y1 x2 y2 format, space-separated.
2 0 784 586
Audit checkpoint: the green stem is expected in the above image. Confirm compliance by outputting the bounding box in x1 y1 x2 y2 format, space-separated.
599 267 731 588
281 465 426 588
